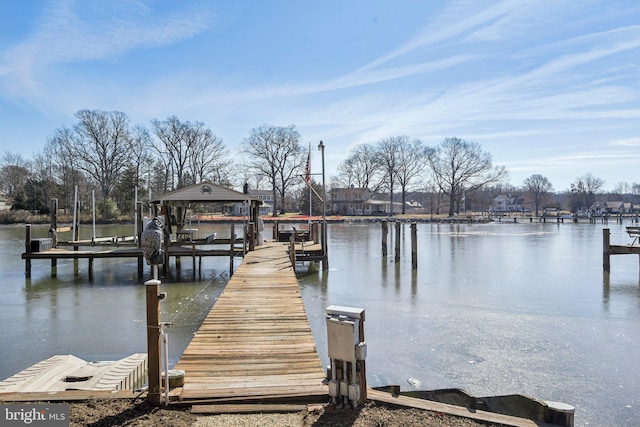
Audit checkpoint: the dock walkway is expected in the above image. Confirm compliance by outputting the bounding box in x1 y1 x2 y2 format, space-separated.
174 241 327 403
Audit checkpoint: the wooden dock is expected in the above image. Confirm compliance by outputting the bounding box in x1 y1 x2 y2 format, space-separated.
22 222 247 278
173 241 327 403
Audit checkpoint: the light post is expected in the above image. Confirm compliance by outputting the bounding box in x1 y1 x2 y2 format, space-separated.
318 141 327 267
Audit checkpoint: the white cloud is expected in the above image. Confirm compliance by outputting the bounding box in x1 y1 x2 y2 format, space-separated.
0 1 213 106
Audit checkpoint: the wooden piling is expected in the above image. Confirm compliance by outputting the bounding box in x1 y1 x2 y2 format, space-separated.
25 224 32 277
229 223 236 276
321 222 329 269
411 223 417 270
248 222 255 252
394 222 401 263
289 235 296 272
145 279 162 406
603 228 610 271
382 221 388 257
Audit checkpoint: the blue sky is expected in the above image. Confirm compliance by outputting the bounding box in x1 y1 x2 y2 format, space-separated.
0 0 638 192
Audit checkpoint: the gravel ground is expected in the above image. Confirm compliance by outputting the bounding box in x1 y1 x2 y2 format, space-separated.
69 399 506 427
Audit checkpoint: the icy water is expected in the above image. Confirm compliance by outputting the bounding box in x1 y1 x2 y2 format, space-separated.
1 221 639 426
297 221 640 427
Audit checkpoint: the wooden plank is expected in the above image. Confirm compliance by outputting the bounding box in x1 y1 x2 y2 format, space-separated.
174 242 326 403
0 390 146 402
367 389 557 427
191 403 308 414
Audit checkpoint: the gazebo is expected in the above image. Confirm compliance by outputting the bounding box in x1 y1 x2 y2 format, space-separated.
149 181 263 265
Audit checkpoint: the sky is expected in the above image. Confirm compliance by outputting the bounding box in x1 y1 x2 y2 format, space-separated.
0 0 639 192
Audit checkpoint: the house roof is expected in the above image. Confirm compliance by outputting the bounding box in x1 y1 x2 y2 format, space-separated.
151 181 262 205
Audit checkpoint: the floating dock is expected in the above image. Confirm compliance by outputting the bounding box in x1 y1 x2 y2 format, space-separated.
0 354 147 395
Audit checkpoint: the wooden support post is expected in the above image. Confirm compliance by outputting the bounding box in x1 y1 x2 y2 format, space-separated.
229 223 236 276
88 258 94 280
382 221 388 258
321 222 329 270
273 221 278 240
411 223 417 270
192 242 196 280
25 224 32 277
357 310 367 406
50 197 59 278
313 222 319 244
249 222 255 252
290 236 296 272
50 198 58 232
145 279 162 406
603 228 610 271
137 257 144 279
394 222 401 263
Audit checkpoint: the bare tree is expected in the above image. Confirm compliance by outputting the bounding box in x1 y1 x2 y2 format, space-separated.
0 152 30 201
52 110 132 218
128 125 153 190
523 174 554 217
151 116 190 190
570 172 604 213
152 116 228 190
47 127 88 213
375 137 402 215
242 124 303 216
396 138 434 214
185 122 230 184
429 137 507 216
335 143 382 191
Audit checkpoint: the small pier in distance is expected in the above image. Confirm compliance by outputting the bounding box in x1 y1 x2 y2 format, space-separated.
172 241 327 403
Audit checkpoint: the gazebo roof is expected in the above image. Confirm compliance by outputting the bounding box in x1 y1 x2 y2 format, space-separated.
151 181 262 205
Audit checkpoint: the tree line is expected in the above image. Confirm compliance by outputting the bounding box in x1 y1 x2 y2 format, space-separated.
1 108 638 220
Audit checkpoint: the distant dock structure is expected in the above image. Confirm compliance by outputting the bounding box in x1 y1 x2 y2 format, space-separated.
22 182 263 278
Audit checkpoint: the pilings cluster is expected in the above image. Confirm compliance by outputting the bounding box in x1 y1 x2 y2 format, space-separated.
381 221 418 269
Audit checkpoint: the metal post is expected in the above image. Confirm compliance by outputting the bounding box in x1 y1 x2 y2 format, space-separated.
318 141 328 269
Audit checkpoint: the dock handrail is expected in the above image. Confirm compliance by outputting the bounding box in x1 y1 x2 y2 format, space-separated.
626 226 640 245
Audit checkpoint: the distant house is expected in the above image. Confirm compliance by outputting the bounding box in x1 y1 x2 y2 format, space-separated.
232 189 272 216
331 187 402 215
491 194 524 213
588 201 636 215
0 192 10 211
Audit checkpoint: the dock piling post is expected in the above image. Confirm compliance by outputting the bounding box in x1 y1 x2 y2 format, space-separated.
25 224 32 277
321 221 329 269
229 223 236 276
145 279 162 406
394 222 401 263
411 223 417 269
603 228 610 271
248 222 255 252
382 221 388 258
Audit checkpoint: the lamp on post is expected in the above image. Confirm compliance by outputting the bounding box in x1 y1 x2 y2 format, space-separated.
318 140 327 267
